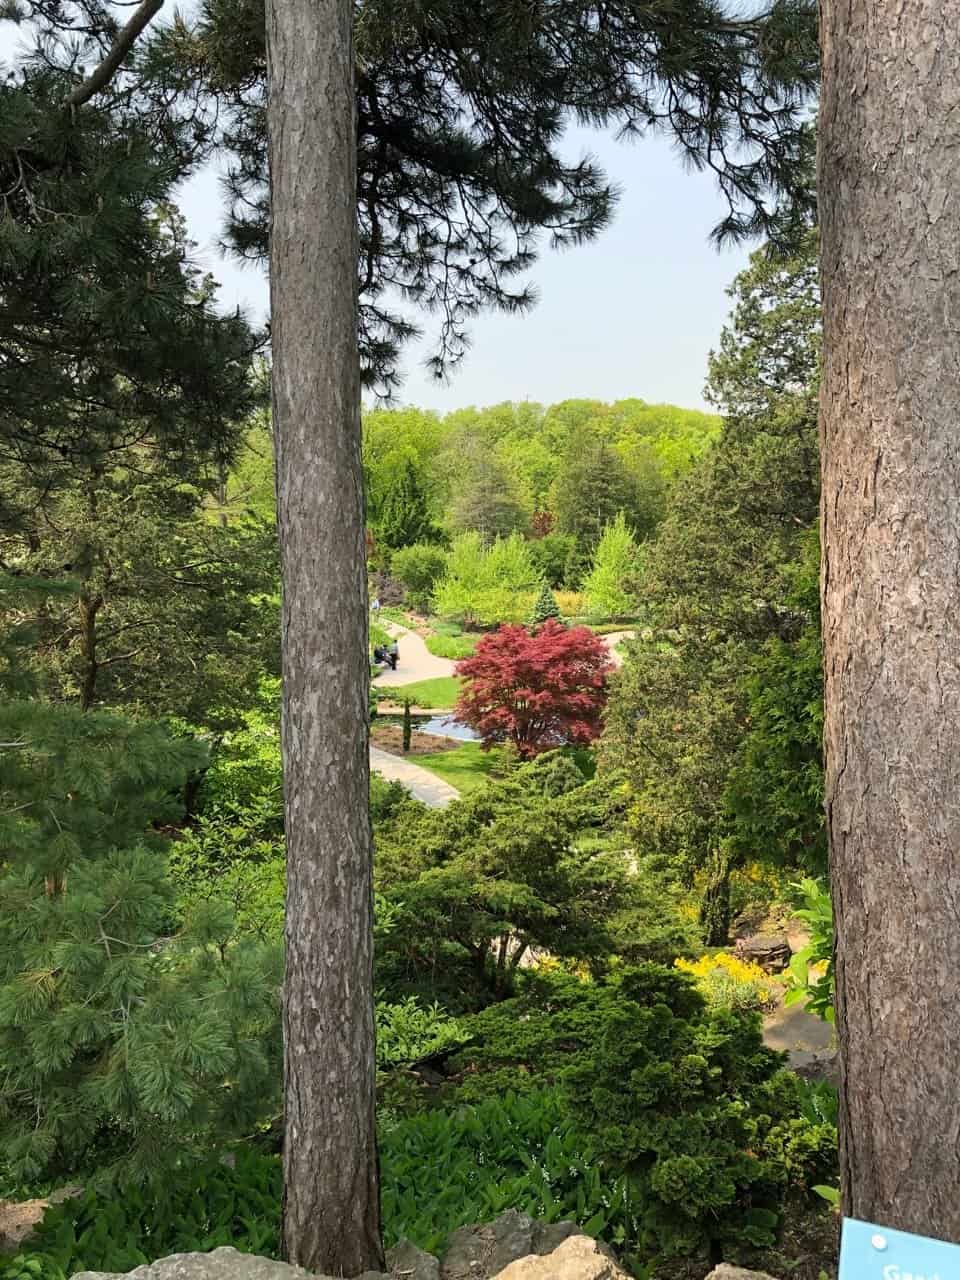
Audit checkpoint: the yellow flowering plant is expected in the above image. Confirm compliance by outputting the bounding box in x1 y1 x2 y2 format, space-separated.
675 951 776 1013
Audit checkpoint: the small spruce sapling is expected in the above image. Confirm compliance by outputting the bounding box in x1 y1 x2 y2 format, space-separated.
528 580 561 627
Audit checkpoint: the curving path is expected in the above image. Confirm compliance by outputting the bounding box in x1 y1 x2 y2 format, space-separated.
370 745 459 808
601 630 635 668
373 621 454 687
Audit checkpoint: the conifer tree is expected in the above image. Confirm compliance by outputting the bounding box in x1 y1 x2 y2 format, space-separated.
0 463 279 726
529 580 561 628
0 65 260 532
375 457 436 551
0 700 281 1183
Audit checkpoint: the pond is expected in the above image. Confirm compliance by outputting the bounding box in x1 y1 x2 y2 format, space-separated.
416 714 480 741
380 711 480 742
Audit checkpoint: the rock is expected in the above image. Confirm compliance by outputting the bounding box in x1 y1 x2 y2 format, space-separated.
0 1200 48 1256
443 1211 579 1280
704 1266 780 1280
389 1239 441 1280
1 1187 82 1255
71 1248 323 1280
788 1047 840 1085
493 1237 629 1280
735 934 792 974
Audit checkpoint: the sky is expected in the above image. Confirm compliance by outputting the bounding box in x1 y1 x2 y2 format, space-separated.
1 10 752 416
177 126 753 416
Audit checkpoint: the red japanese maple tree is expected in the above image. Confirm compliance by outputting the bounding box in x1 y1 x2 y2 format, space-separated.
454 619 614 757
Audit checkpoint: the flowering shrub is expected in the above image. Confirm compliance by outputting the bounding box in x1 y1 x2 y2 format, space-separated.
675 952 775 1012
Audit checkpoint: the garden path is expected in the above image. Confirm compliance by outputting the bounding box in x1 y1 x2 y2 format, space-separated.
370 745 460 808
600 630 636 667
373 621 455 686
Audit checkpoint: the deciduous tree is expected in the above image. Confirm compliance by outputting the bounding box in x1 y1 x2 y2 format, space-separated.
583 512 642 618
456 620 612 757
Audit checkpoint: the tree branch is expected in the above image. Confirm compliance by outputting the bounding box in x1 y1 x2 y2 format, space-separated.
66 0 165 109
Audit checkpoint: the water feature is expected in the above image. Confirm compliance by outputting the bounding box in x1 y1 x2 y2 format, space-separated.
416 714 480 741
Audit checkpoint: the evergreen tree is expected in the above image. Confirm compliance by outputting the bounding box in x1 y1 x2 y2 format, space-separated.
374 457 436 551
528 580 561 627
0 447 278 727
0 40 260 532
583 512 642 618
601 234 820 943
266 0 383 1265
552 429 662 565
0 700 280 1184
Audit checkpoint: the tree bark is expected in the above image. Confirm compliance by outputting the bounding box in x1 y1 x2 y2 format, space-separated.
820 0 960 1237
78 591 102 712
266 0 383 1272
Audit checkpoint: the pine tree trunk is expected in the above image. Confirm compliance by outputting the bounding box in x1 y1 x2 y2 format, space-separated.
265 0 383 1271
78 591 102 711
820 0 960 1237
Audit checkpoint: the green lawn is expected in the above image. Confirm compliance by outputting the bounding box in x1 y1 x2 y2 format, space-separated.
379 675 463 709
424 632 477 659
416 741 505 793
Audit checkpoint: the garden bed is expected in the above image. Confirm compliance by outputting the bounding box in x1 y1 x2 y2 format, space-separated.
370 722 463 756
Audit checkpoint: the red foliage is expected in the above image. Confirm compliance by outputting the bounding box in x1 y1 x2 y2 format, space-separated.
454 619 614 758
530 510 555 538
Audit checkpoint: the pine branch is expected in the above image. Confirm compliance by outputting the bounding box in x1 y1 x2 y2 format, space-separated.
65 0 165 109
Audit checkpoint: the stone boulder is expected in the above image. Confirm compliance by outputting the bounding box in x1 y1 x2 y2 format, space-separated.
1 1187 83 1255
65 1217 782 1280
388 1239 441 1280
72 1248 319 1280
442 1210 579 1280
735 934 792 974
494 1237 628 1280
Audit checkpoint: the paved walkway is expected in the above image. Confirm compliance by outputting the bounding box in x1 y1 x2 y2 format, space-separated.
370 745 460 808
373 622 455 687
601 630 635 668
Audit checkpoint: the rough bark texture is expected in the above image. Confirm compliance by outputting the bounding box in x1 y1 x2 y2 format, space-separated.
820 0 960 1237
266 0 383 1272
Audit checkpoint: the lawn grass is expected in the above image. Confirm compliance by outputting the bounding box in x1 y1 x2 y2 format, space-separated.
415 741 505 793
378 675 463 709
424 631 477 659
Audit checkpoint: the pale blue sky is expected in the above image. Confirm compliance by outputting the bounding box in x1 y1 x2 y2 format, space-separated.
178 125 752 414
3 11 753 414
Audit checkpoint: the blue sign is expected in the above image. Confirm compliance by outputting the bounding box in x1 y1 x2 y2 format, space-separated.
840 1217 960 1280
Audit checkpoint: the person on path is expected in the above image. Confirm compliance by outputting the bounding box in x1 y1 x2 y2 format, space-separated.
388 640 399 670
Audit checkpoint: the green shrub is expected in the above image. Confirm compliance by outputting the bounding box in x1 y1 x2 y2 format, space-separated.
783 878 834 1024
391 543 449 611
448 965 837 1258
0 702 282 1188
433 533 538 626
